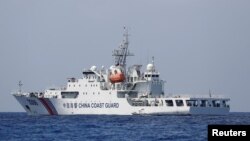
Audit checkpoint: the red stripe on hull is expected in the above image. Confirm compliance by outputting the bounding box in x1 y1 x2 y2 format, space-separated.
39 98 54 115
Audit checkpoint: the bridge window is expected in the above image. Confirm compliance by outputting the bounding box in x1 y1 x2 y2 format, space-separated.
165 100 174 106
187 100 198 107
222 100 229 107
175 100 184 106
186 100 194 106
200 100 208 107
145 74 152 77
212 100 221 107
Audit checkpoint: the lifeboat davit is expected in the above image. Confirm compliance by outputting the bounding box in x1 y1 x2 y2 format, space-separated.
109 66 125 83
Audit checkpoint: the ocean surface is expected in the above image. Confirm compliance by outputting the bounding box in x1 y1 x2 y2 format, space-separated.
0 112 250 141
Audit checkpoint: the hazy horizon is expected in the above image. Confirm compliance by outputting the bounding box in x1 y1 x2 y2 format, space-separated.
0 0 249 112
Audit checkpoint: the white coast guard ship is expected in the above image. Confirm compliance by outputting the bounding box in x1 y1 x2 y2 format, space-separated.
13 28 230 115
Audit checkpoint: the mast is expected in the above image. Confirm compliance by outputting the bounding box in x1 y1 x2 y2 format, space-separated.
209 89 212 98
18 81 23 93
112 26 134 71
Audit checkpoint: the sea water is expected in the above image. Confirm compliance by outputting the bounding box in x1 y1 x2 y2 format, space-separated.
0 113 250 141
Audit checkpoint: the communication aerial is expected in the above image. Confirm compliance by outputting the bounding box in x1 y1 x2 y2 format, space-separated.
18 80 23 93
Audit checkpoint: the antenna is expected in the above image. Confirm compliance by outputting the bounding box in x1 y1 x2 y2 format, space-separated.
18 81 23 93
209 89 212 98
152 56 155 72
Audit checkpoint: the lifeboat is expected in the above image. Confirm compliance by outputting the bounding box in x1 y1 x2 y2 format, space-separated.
109 66 125 83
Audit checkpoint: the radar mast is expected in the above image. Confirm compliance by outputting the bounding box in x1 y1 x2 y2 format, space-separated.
112 26 134 69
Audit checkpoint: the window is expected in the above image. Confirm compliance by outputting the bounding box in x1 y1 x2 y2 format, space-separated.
186 100 191 106
175 100 184 106
200 100 208 107
222 100 228 107
165 100 174 106
61 91 79 99
212 100 221 107
186 100 197 107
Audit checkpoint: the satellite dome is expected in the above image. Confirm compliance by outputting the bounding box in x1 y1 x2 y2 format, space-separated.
147 64 154 72
90 66 97 71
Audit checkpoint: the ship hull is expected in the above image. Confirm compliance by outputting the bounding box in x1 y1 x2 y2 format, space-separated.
14 95 230 115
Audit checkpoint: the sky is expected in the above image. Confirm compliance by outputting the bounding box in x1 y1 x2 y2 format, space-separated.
0 0 249 112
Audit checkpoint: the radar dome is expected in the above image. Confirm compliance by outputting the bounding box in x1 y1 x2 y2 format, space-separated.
90 66 97 71
147 64 154 72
